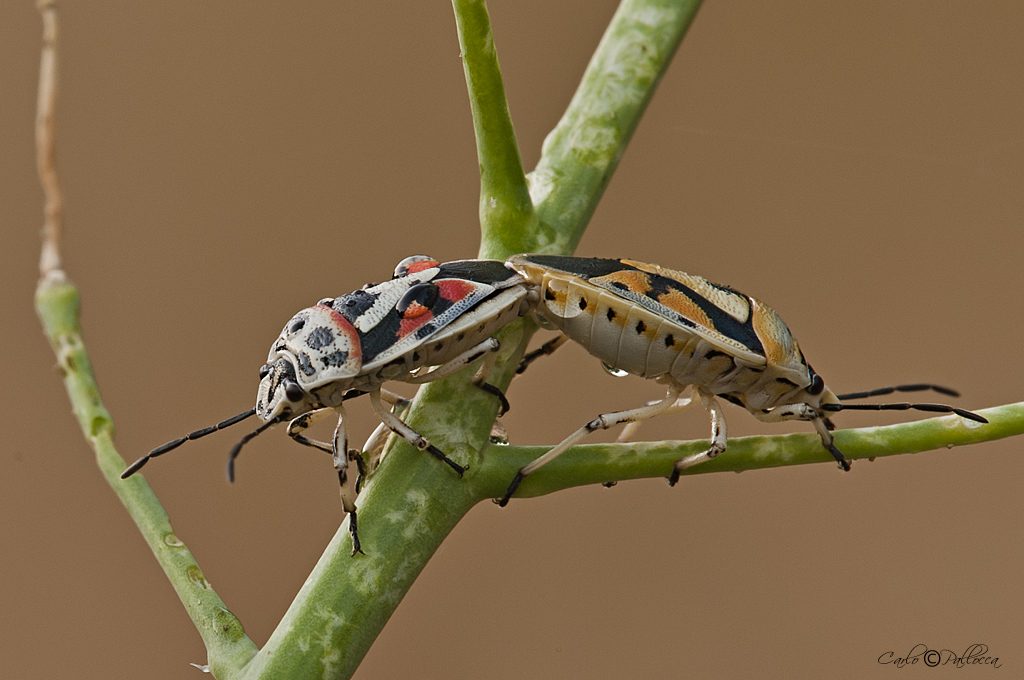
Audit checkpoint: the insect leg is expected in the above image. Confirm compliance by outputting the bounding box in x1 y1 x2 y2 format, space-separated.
406 337 510 416
286 407 339 454
368 389 467 476
329 409 364 556
378 388 411 407
496 384 685 506
358 421 392 483
516 334 569 375
406 338 501 385
668 389 728 485
616 388 696 443
755 404 851 471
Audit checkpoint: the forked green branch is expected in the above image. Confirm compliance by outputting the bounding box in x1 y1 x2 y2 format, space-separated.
33 1 1024 679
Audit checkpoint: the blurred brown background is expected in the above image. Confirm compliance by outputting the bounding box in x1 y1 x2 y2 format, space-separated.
3 2 1022 678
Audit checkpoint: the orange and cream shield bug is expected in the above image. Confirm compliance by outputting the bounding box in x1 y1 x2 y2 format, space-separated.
497 254 987 505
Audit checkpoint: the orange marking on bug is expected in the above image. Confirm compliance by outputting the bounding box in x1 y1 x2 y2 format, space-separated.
750 299 795 366
623 260 750 323
400 301 430 319
398 310 435 338
654 288 715 332
591 270 653 295
319 303 361 360
436 278 476 303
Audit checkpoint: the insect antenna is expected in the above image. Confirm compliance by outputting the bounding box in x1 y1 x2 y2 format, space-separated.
820 401 988 424
121 408 257 479
836 383 959 401
226 415 284 482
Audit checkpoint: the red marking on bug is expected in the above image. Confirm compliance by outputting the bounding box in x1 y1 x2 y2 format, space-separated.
399 310 435 338
318 303 362 360
401 259 441 275
436 278 476 303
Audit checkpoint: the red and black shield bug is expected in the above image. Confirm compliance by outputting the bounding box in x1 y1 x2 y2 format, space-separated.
497 254 987 505
123 257 534 553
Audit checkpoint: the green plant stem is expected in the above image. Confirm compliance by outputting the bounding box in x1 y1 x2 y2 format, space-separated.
246 2 708 677
529 0 703 255
35 276 258 679
452 0 535 259
475 403 1024 498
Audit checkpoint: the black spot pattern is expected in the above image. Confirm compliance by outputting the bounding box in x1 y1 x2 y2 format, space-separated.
306 326 334 350
321 351 349 368
298 352 316 376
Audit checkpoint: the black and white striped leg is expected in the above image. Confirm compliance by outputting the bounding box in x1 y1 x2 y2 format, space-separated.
286 406 338 454
755 403 851 471
496 384 685 506
668 389 727 486
516 334 569 375
331 412 365 555
368 389 466 476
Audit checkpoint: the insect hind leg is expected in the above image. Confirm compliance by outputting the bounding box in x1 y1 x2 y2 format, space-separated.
516 334 569 375
496 384 685 506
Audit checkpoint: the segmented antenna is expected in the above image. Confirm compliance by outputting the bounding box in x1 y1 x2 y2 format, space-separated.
825 383 987 424
121 408 257 479
821 402 988 423
836 383 960 401
226 416 283 482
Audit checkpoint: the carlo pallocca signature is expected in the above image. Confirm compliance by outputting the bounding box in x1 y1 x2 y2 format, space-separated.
879 644 1001 669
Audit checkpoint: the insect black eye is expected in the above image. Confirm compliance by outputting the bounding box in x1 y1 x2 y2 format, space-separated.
807 373 825 396
396 282 439 318
283 380 304 403
259 364 271 379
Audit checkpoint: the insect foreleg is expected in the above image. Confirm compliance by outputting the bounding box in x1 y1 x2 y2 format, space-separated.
406 337 510 416
668 389 728 485
406 338 501 385
753 403 851 471
329 411 365 555
368 389 467 476
286 407 338 454
496 384 685 506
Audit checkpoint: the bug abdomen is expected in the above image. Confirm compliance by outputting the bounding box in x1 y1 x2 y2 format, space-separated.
539 276 689 380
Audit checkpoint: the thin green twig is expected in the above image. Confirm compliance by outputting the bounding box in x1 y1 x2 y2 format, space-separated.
452 0 536 260
36 275 259 680
529 0 703 255
32 5 256 678
475 404 1024 499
